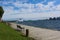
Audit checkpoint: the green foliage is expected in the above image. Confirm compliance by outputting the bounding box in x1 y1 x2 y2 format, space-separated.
0 22 33 40
0 6 4 17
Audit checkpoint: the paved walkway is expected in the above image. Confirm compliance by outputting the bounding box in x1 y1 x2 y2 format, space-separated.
10 23 60 40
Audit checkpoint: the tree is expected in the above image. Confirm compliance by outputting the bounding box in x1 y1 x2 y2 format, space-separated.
52 17 56 20
49 17 52 20
0 6 4 21
56 17 60 20
0 6 4 17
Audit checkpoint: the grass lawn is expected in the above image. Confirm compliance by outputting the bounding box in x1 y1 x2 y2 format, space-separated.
0 22 34 40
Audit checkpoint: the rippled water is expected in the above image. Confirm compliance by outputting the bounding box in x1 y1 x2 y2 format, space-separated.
17 20 60 31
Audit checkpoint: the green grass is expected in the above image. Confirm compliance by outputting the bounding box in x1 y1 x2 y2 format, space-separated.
0 22 34 40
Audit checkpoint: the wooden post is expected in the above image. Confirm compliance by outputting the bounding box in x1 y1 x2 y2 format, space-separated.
26 29 29 37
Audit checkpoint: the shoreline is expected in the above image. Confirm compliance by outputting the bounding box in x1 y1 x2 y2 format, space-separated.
10 23 60 40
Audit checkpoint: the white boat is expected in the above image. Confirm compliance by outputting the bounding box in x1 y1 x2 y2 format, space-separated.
16 18 24 22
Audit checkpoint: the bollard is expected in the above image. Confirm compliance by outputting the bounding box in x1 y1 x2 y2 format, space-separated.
26 29 29 37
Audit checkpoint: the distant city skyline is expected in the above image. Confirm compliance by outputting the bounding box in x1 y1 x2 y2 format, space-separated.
0 0 60 21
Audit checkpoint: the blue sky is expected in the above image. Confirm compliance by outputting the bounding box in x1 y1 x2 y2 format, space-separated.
0 0 60 21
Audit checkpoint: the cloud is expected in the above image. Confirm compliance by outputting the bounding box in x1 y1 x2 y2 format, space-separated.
41 0 46 3
55 5 60 11
2 0 60 20
2 0 55 12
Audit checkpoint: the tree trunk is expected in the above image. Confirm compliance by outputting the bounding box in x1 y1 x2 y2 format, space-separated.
0 18 1 22
0 17 2 22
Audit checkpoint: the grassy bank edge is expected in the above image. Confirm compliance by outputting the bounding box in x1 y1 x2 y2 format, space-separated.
0 22 35 40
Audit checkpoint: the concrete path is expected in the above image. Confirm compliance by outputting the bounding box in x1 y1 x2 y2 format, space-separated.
10 23 60 40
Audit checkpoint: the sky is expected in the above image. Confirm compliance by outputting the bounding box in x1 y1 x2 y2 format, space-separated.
0 0 60 21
